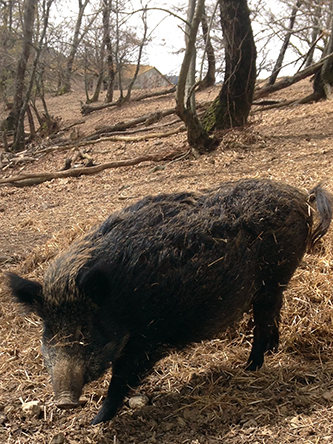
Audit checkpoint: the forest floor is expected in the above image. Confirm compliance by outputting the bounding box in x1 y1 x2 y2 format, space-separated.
2 79 333 443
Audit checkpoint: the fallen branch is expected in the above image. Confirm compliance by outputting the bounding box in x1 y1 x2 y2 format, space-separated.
89 108 176 140
0 149 186 187
252 99 286 106
253 89 325 113
253 52 333 100
103 117 182 136
90 125 186 143
132 85 176 101
36 125 186 154
81 100 118 116
61 120 86 132
253 99 296 112
66 126 186 149
81 86 176 116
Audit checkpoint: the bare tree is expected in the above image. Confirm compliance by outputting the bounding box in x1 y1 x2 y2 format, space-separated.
304 0 322 67
176 0 215 152
87 29 106 103
104 0 116 103
6 0 37 149
0 0 18 101
121 7 148 103
60 0 96 94
85 0 116 103
268 0 302 85
9 0 55 151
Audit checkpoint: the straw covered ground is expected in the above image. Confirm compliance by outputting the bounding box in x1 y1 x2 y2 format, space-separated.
1 80 333 443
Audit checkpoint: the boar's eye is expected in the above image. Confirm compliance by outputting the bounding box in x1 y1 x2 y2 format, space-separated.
74 325 90 345
42 323 54 341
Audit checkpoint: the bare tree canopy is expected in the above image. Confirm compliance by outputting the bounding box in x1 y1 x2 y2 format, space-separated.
2 0 333 154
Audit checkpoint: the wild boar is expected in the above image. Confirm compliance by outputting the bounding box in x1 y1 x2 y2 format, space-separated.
8 178 332 424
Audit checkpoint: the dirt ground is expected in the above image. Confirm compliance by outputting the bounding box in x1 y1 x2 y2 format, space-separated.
2 81 333 443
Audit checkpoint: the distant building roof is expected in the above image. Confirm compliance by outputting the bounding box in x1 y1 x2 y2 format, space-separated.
118 64 173 89
121 64 163 79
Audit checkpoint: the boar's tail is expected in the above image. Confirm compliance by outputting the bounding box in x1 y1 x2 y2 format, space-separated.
308 184 333 250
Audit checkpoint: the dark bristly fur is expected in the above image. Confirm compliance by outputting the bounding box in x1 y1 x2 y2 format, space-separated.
7 179 332 425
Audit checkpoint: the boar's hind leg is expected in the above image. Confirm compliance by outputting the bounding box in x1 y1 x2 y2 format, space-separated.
246 288 283 371
91 342 160 425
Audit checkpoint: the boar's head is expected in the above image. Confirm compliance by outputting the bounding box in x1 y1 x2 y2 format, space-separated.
8 271 128 410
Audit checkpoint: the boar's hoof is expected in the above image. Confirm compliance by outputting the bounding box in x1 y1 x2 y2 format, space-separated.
91 402 117 425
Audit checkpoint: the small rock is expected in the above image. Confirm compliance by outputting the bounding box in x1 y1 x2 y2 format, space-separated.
3 405 13 415
161 421 174 432
177 416 187 427
0 255 13 264
290 415 301 427
323 390 333 401
242 419 258 428
0 412 7 424
21 400 41 417
128 394 149 409
50 432 65 444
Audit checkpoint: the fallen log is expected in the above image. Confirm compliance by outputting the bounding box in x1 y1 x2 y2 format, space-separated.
0 149 187 187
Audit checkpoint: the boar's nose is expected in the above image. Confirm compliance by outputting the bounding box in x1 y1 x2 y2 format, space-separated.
55 393 81 409
51 359 84 410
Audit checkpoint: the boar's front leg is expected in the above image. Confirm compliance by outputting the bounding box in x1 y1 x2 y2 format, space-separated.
91 340 161 425
246 287 283 371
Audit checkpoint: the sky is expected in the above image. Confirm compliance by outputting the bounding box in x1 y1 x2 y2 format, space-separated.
127 1 187 76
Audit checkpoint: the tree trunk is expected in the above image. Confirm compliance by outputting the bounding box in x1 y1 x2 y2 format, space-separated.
185 0 197 112
115 1 124 100
304 0 322 68
312 0 333 99
61 0 90 94
88 0 115 103
121 8 148 104
202 0 256 132
88 59 104 103
198 4 216 90
176 0 216 152
319 0 333 98
10 0 53 151
104 0 115 103
268 0 302 86
7 0 37 148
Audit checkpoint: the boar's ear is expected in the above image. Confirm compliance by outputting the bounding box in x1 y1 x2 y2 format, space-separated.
7 272 44 314
77 264 110 306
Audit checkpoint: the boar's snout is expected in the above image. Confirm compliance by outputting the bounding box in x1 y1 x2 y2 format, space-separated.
51 358 84 410
55 394 81 409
